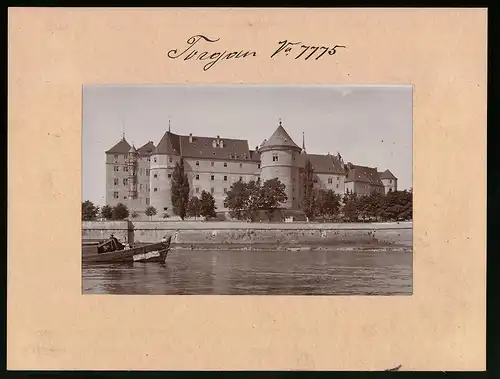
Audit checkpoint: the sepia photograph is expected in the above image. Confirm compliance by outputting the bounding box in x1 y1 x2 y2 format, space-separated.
82 84 413 295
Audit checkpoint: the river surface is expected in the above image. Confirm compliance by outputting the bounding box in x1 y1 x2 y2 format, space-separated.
82 249 412 295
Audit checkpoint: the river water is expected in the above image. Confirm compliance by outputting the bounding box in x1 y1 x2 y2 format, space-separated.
82 249 412 295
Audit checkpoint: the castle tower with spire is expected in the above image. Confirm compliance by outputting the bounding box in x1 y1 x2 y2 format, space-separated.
259 119 303 210
149 123 181 216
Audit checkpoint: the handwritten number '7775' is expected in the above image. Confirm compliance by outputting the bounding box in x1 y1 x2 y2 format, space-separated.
271 41 346 60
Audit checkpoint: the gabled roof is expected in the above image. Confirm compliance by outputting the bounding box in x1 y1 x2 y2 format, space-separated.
154 131 181 155
138 141 155 155
379 169 397 180
180 135 251 161
261 124 301 150
346 165 384 186
105 138 131 154
249 150 261 162
301 154 346 174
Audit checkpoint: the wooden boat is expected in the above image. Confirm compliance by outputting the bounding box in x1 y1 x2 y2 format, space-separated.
82 236 172 264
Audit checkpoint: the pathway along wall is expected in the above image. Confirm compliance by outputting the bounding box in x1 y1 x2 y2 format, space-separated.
82 221 412 248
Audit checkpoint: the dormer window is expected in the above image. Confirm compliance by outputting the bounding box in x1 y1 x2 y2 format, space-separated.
196 161 200 166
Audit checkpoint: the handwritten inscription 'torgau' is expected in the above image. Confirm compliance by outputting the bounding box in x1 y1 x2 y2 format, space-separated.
167 35 257 71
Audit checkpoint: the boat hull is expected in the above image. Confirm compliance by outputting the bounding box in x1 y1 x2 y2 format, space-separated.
82 239 171 264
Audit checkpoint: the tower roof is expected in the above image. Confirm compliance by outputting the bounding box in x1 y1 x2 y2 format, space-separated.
379 169 397 180
105 137 131 154
154 131 181 155
261 122 300 150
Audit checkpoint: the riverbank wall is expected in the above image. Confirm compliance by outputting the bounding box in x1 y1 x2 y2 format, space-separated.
82 221 412 250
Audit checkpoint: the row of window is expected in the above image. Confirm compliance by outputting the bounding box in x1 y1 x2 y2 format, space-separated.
113 166 151 176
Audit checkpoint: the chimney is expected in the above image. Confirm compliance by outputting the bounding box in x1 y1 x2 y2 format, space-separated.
189 133 193 143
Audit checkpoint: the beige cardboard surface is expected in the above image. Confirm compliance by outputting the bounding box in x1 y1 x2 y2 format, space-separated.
8 8 487 370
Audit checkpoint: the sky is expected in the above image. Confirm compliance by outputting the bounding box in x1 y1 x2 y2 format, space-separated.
83 84 412 206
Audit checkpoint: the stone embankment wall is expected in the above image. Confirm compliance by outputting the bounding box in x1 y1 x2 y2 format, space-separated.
82 221 412 248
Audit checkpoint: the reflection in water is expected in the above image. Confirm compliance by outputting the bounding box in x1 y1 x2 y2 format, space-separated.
82 249 412 295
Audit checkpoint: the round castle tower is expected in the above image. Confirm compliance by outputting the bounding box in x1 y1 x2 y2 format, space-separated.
150 126 181 218
259 120 302 210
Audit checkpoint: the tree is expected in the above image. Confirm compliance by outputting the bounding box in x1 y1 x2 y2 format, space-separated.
244 180 262 222
82 200 99 221
260 178 287 222
100 205 113 220
224 180 248 220
302 159 315 221
131 211 140 219
200 190 217 220
342 191 359 222
187 196 202 219
145 206 157 220
171 159 190 220
316 189 341 221
112 203 129 220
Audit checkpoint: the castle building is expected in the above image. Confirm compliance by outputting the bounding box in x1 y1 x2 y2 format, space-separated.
104 121 398 219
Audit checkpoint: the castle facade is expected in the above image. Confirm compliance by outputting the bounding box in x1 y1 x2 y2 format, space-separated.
105 121 398 219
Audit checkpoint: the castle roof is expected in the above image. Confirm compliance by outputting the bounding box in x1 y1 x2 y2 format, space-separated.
138 141 155 155
379 169 397 180
128 145 137 153
180 135 251 160
302 154 346 174
154 131 181 155
345 164 384 186
105 138 131 154
261 124 301 150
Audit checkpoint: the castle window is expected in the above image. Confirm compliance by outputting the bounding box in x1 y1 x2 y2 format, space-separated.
154 158 157 163
114 155 118 160
196 187 200 194
336 184 339 189
224 162 228 167
114 178 118 185
114 166 119 172
258 164 261 169
164 207 168 211
337 176 340 181
146 169 150 176
147 158 150 162
169 157 172 163
123 178 128 185
224 176 228 181
140 184 143 191
113 192 119 199
146 198 150 205
211 188 214 194
211 161 214 166
154 174 158 179
168 174 171 178
272 154 278 162
154 188 158 192
240 163 243 168
124 166 128 172
211 175 214 181
124 197 127 199
328 177 333 184
224 188 228 194
196 161 200 166
313 177 318 183
196 174 200 180
389 179 392 184
239 176 243 181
